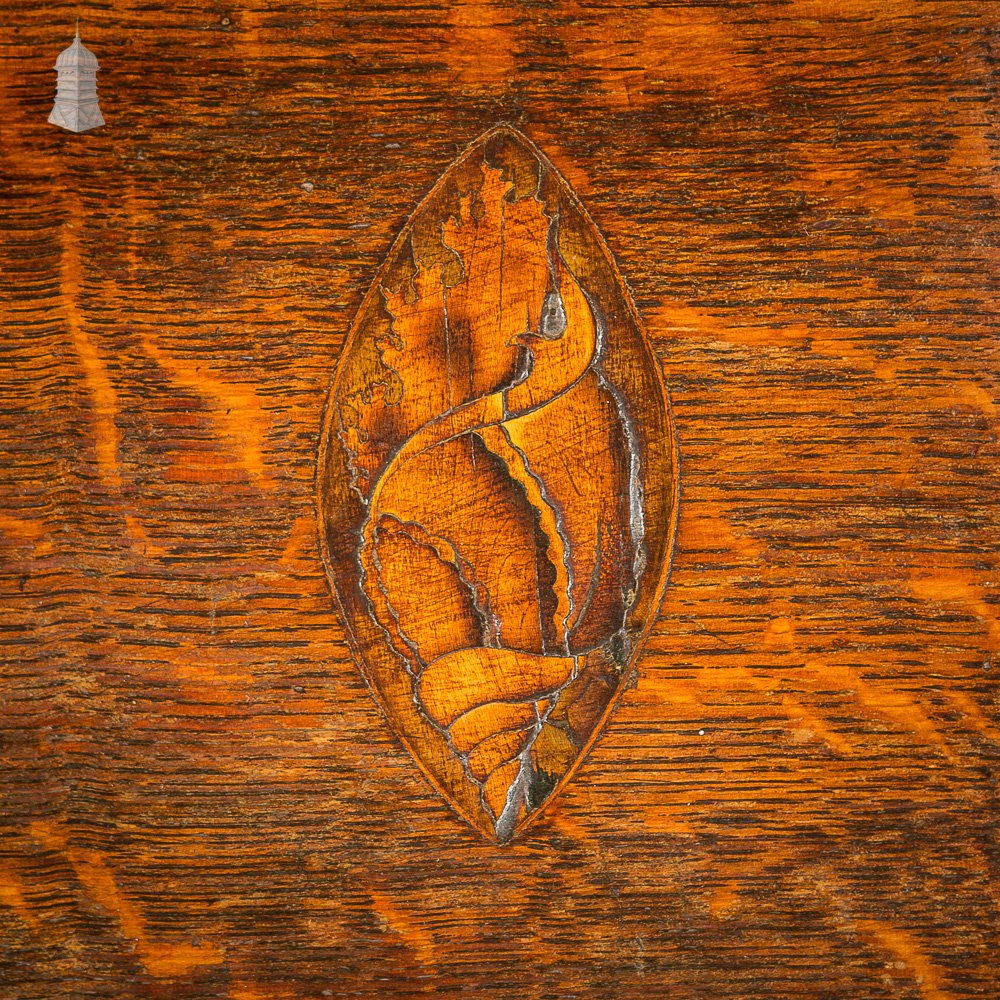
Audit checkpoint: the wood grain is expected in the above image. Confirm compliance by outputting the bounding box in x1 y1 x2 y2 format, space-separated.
1 1 998 998
319 124 678 843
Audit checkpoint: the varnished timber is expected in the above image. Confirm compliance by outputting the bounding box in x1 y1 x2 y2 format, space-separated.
1 2 998 998
319 124 678 842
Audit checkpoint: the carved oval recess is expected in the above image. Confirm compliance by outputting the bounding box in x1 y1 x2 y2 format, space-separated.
318 124 678 842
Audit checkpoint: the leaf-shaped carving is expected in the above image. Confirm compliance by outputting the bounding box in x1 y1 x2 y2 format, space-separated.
318 124 678 842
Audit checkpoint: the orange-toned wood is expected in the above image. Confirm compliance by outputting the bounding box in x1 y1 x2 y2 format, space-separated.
1 2 998 998
319 125 677 841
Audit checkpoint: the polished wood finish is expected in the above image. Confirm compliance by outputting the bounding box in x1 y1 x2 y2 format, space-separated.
1 2 998 998
319 125 677 842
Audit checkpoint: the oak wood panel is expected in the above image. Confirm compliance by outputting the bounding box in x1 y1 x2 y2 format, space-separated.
1 2 998 998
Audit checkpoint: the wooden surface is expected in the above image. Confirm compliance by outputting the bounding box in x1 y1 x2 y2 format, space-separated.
1 2 998 997
319 124 678 843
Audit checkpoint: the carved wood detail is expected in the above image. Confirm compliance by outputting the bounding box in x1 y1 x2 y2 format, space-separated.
318 126 678 840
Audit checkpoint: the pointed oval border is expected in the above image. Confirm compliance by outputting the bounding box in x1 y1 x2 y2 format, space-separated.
316 122 681 844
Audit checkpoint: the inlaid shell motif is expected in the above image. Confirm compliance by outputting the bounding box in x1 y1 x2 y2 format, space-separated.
318 125 678 842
